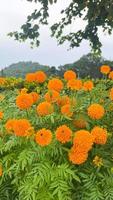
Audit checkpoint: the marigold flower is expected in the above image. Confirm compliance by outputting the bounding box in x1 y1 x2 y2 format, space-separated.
20 88 28 94
0 166 2 176
110 88 113 101
0 77 6 85
69 147 88 165
57 95 70 106
83 80 94 91
73 118 87 129
16 94 33 110
109 71 113 80
61 104 73 117
5 119 17 133
35 128 52 146
64 70 76 81
67 79 82 90
91 126 107 145
25 73 36 82
73 130 94 152
35 71 47 83
48 78 63 92
56 125 72 143
44 90 60 103
13 119 32 137
0 111 3 119
88 103 105 120
37 101 54 116
100 65 111 74
30 92 40 103
93 156 103 167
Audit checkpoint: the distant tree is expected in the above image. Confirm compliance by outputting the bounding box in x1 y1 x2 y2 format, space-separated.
9 0 113 54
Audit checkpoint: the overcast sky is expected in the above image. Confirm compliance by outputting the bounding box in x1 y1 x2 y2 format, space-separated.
0 0 113 69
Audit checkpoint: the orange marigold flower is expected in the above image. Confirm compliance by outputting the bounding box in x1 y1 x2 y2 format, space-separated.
0 77 6 85
91 126 107 145
100 65 111 74
44 90 60 103
109 71 113 80
64 70 76 81
30 92 40 103
67 79 82 90
35 71 47 83
88 103 105 120
16 93 33 110
73 118 87 129
110 88 113 101
56 125 72 143
37 101 54 116
0 166 3 176
35 128 52 146
0 111 3 119
48 78 63 92
57 95 70 106
5 119 17 133
61 104 73 117
83 80 94 91
13 119 32 137
73 130 94 152
25 73 36 82
69 147 88 165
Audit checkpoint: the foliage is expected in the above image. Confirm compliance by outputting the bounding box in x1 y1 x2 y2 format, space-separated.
9 0 113 53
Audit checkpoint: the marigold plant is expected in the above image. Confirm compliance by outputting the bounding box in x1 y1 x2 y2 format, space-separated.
61 104 73 117
64 70 76 81
35 71 47 83
83 80 94 91
100 65 111 74
16 93 33 109
88 103 105 120
91 126 107 145
35 128 52 146
48 78 63 92
56 125 72 143
67 79 82 90
37 101 54 116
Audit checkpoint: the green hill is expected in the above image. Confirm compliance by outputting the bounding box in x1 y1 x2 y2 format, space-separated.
0 61 50 78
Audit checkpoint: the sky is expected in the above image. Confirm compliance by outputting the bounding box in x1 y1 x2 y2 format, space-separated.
0 0 113 69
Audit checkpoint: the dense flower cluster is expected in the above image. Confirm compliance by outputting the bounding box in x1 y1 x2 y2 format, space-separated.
0 68 112 170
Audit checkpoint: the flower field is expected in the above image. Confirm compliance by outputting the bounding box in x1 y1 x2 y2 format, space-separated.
0 66 113 200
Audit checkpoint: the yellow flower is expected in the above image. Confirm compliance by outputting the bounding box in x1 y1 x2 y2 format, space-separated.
93 156 103 167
